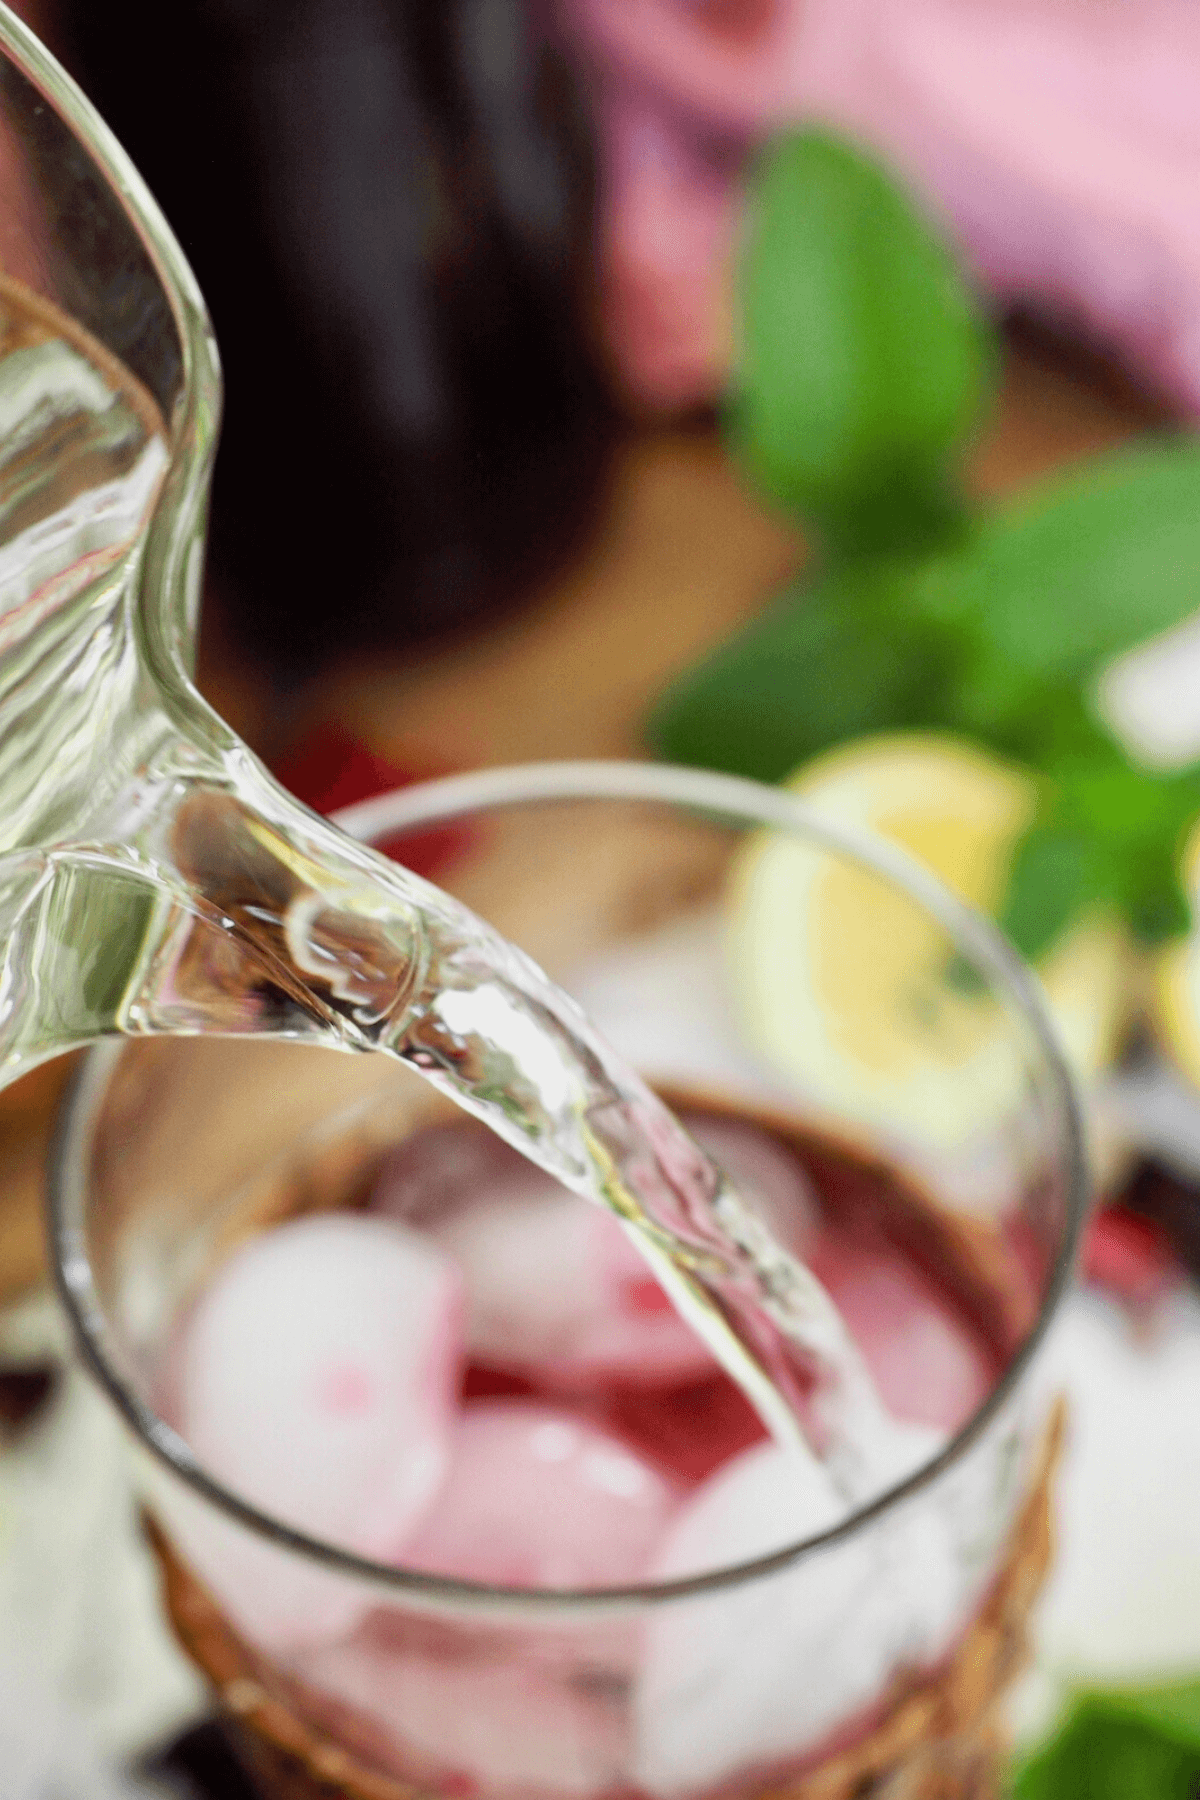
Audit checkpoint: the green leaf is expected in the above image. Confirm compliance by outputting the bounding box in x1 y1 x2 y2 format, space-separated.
1014 1684 1200 1800
1109 1679 1200 1746
996 742 1200 959
1014 1702 1200 1800
733 131 994 554
924 442 1200 735
998 820 1100 963
648 558 966 782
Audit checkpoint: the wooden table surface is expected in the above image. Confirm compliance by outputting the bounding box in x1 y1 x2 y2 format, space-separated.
0 327 1169 1305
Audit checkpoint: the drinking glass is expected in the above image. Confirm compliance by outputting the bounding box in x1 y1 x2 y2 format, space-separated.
50 761 1086 1800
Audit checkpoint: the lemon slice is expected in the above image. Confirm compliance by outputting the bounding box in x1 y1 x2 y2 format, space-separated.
728 734 1133 1154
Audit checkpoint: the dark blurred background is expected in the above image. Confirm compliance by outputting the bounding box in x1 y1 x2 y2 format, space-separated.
55 0 619 691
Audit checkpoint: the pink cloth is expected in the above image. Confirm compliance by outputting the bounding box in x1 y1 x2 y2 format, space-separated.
556 0 1200 413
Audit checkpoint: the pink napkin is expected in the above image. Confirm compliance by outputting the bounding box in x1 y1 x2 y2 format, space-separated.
557 0 1200 413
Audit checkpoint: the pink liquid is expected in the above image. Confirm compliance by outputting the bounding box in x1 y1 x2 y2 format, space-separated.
253 1097 1032 1800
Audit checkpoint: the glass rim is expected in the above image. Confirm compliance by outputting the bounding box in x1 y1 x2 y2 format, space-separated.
49 758 1088 1621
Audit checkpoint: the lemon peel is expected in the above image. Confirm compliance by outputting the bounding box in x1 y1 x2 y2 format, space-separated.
728 734 1133 1153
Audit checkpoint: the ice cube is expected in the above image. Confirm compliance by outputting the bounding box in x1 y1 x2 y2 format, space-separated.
365 1122 504 1230
375 1114 816 1388
808 1234 993 1432
634 1428 964 1795
296 1623 632 1798
151 1474 381 1656
284 1404 679 1789
400 1401 681 1589
169 1213 462 1648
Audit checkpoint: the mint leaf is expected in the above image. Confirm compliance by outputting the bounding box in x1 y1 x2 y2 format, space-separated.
1110 1679 1200 1746
733 132 993 555
997 744 1200 959
1014 1701 1200 1800
649 558 967 782
1014 1684 1200 1800
924 443 1200 736
652 123 1200 969
998 821 1099 963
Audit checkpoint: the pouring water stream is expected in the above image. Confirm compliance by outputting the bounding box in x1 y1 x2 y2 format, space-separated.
0 3 904 1504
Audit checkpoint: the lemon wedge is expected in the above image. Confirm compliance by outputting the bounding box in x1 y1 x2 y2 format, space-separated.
728 734 1133 1153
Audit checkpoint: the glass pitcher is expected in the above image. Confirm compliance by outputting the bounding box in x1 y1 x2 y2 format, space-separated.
0 3 681 1186
0 0 524 1065
0 3 895 1438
